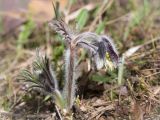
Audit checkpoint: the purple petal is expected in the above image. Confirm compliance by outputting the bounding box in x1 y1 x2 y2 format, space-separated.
101 36 119 67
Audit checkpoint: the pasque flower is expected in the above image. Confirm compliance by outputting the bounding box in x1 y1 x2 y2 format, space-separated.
49 19 119 110
20 17 119 115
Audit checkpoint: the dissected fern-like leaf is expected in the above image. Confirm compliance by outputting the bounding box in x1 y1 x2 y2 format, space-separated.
20 52 58 93
20 51 66 110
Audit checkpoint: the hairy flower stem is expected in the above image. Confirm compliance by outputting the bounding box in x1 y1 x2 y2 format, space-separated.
64 44 76 111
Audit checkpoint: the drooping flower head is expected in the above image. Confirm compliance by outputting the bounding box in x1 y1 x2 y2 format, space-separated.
49 19 119 71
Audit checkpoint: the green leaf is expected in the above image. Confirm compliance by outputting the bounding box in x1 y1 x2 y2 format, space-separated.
76 9 89 31
52 45 64 61
91 74 110 83
17 18 35 48
91 70 117 83
54 90 66 109
95 21 105 34
44 94 52 101
124 0 150 40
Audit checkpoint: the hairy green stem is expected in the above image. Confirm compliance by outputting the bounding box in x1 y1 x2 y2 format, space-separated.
64 45 76 110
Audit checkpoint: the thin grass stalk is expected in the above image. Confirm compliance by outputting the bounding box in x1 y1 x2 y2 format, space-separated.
118 54 125 85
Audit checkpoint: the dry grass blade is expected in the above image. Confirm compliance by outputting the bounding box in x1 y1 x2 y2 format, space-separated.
65 3 97 23
89 0 113 32
88 104 114 120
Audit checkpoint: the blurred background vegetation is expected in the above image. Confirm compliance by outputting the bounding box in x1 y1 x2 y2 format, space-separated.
0 0 160 119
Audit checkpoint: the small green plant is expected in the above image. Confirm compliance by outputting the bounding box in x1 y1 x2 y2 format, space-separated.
17 18 35 50
76 9 89 31
20 7 119 119
124 0 150 41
